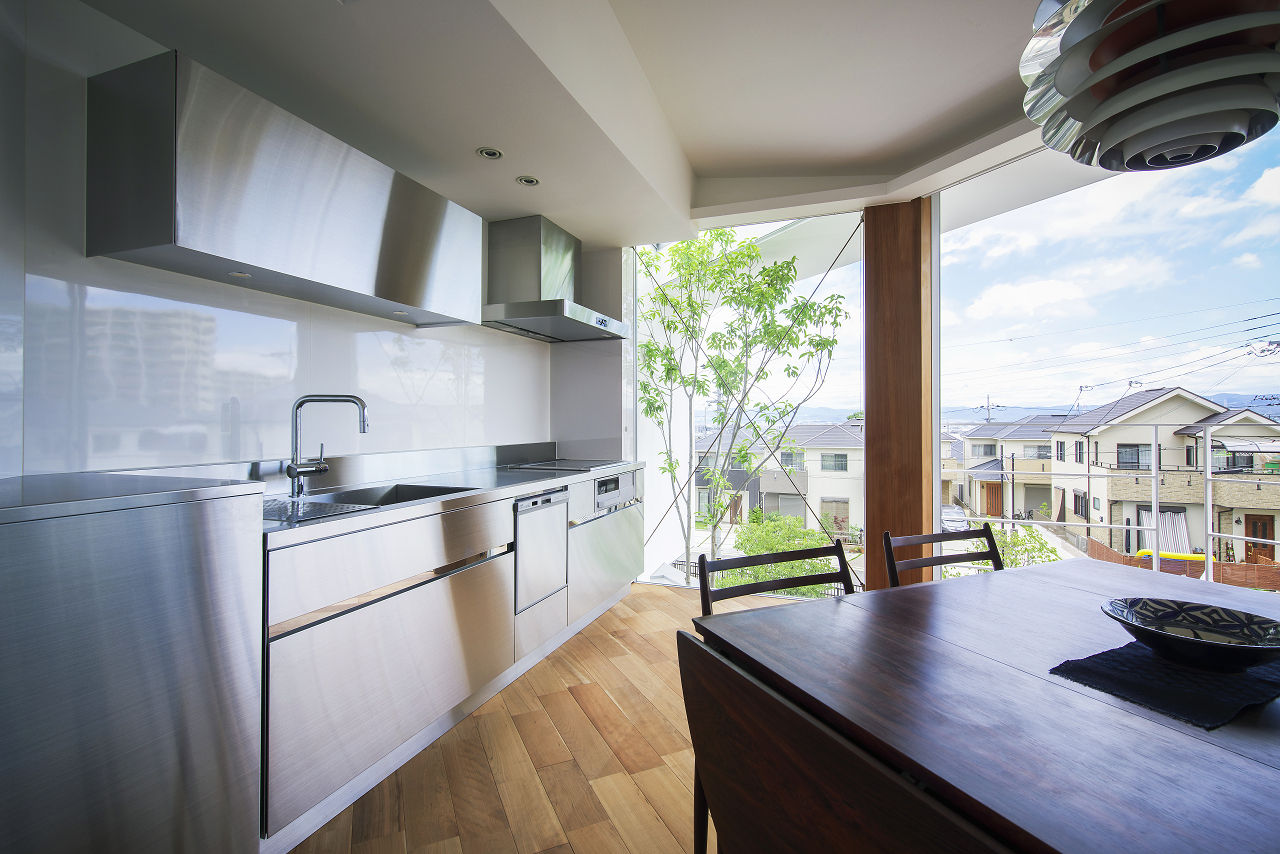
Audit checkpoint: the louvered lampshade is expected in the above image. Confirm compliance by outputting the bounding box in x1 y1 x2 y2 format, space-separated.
1021 0 1280 171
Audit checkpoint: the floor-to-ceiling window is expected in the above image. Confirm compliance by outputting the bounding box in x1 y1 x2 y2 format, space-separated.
936 134 1280 589
635 213 866 594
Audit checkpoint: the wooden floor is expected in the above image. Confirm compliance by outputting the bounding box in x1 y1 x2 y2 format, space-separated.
290 583 784 854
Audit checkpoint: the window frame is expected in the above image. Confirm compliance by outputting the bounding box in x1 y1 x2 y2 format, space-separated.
972 443 996 457
1074 441 1084 464
820 453 848 472
1055 441 1065 462
1117 443 1152 470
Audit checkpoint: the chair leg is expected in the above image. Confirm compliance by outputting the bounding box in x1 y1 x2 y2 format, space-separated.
693 767 708 854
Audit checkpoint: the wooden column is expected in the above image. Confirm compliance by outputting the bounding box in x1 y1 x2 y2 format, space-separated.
863 198 934 588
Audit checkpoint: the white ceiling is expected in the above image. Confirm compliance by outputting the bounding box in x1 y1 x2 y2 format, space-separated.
83 0 1065 249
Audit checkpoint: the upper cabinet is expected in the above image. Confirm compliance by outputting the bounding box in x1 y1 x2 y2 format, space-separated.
86 52 481 328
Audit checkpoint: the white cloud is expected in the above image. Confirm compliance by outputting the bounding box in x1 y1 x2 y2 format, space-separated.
1224 214 1280 246
1244 166 1280 206
1232 252 1262 269
962 255 1173 322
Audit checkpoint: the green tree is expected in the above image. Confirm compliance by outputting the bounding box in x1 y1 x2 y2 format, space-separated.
717 513 842 598
945 524 1061 578
637 229 847 574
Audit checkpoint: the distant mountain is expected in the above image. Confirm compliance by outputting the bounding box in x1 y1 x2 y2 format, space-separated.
1208 392 1280 412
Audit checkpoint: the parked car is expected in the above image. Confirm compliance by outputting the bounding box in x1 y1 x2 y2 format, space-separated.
940 504 970 533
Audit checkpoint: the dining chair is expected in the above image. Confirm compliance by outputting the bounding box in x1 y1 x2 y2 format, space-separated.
690 540 855 852
677 631 998 853
882 522 1003 587
696 540 856 617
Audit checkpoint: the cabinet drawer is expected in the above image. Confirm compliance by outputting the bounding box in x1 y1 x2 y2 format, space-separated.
266 553 515 835
515 587 567 660
268 499 512 625
568 502 642 624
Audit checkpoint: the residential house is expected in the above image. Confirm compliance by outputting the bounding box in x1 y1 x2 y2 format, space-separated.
695 419 865 536
960 389 1280 563
960 414 1067 518
1046 387 1280 561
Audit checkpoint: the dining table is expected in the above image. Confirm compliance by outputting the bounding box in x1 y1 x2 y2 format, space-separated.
690 557 1280 853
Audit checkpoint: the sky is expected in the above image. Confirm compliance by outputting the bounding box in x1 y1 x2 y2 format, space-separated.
938 131 1280 413
718 129 1280 420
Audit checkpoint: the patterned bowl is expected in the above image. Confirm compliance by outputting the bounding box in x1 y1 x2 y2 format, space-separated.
1101 598 1280 673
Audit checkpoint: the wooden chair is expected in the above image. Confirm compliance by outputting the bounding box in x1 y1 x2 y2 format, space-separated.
696 540 856 617
692 540 855 852
677 631 1000 854
882 522 1004 587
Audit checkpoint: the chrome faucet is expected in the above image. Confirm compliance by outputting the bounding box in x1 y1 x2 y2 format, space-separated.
288 394 370 498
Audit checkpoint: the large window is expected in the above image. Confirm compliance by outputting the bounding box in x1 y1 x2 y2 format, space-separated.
972 443 996 457
637 212 865 589
939 137 1280 588
1025 444 1051 459
1117 444 1151 470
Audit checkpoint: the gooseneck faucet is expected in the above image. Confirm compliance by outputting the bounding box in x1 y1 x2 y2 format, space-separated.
288 394 371 498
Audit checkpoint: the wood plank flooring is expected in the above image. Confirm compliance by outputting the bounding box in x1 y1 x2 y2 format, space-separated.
290 583 784 854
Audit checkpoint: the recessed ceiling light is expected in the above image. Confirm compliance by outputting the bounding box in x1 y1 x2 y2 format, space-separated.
228 271 252 278
516 175 540 187
475 146 503 160
392 310 409 316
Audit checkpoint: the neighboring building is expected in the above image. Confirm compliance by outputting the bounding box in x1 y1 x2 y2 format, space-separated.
960 388 1280 563
695 419 865 537
940 430 965 505
960 414 1066 519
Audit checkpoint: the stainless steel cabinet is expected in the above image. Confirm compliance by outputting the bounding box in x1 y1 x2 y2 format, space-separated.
268 499 513 625
0 485 262 854
567 502 643 624
266 553 515 835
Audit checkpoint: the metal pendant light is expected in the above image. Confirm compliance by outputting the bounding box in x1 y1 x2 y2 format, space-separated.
1020 0 1280 171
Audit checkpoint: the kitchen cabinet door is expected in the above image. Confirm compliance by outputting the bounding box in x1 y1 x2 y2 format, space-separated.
266 553 515 836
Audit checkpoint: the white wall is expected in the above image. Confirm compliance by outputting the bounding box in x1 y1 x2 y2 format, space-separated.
17 0 552 475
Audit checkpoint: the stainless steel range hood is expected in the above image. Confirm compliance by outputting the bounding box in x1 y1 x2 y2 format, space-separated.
483 216 627 342
86 52 482 328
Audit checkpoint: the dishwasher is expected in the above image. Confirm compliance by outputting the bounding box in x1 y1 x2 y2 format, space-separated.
514 488 569 657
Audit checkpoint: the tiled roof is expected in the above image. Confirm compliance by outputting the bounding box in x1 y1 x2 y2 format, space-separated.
969 457 1005 481
1173 409 1278 435
799 423 864 449
967 414 1068 440
1054 387 1177 433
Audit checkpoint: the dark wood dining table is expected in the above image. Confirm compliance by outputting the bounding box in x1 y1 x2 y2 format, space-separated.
691 558 1280 853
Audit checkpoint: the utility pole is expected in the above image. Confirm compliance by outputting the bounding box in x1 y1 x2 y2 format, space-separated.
977 395 1005 423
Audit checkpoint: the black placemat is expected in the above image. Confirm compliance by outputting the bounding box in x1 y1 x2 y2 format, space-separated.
1050 642 1280 729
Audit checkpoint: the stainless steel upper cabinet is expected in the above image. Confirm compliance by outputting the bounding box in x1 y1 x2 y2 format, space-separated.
86 52 481 328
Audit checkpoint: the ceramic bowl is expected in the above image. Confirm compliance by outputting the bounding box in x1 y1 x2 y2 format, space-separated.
1101 597 1280 672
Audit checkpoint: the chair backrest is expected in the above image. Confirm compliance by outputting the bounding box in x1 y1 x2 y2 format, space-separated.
697 540 855 616
676 631 1001 853
882 522 1004 587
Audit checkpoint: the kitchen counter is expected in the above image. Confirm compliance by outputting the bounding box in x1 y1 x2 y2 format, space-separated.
263 460 642 547
0 472 263 524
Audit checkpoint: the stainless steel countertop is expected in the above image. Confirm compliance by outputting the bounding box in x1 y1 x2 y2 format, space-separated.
0 473 264 524
264 461 643 550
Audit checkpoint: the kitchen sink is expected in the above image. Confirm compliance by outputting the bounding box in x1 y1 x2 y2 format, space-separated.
307 483 474 507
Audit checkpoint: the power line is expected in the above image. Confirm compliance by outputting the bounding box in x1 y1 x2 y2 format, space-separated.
946 296 1280 348
946 313 1280 379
